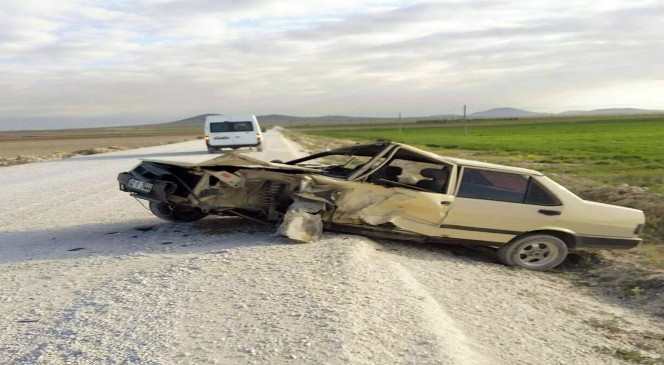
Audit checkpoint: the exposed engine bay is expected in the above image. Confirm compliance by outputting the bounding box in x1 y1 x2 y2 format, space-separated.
118 143 456 242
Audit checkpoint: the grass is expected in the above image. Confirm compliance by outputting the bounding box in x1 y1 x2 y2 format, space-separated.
611 349 658 365
303 116 664 193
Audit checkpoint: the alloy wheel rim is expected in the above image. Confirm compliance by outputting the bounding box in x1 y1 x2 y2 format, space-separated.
516 241 558 267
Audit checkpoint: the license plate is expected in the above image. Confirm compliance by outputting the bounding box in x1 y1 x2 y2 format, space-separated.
127 179 153 193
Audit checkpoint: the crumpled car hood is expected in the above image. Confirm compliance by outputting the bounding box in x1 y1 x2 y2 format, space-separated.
142 152 320 172
132 151 452 243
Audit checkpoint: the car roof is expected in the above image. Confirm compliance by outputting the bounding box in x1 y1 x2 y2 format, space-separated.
206 115 257 122
384 142 543 176
394 143 544 176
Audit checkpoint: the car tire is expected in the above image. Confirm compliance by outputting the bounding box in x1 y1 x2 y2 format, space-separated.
149 202 207 223
497 234 568 271
207 147 217 153
496 244 514 266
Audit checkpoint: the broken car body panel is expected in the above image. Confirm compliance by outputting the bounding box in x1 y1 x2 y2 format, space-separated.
327 179 454 237
118 141 645 252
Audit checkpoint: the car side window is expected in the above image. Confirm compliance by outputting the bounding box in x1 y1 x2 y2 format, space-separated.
369 159 451 194
525 179 561 206
458 168 529 203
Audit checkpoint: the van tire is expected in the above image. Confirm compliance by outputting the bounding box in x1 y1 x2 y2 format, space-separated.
149 202 207 222
497 234 568 271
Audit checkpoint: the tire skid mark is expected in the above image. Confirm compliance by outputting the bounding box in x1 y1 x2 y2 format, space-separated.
350 238 493 365
388 259 492 365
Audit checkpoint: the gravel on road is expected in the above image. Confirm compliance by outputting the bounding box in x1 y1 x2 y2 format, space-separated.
1 129 661 364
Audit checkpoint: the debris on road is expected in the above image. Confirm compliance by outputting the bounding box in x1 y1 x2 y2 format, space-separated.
134 225 156 232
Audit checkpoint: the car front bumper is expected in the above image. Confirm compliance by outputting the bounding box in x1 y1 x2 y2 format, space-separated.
118 172 175 203
206 141 261 149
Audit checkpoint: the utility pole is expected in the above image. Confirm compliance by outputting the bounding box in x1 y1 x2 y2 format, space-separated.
399 112 403 134
463 104 468 136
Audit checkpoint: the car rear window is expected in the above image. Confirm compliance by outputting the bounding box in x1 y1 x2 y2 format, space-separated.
210 121 254 132
458 168 529 203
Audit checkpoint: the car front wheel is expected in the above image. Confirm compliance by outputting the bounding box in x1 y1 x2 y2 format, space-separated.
149 202 207 222
497 234 568 271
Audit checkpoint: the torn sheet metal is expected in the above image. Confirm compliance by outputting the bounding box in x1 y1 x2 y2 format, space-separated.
190 169 303 211
131 146 456 241
143 152 318 172
325 180 450 237
208 170 245 188
278 200 325 243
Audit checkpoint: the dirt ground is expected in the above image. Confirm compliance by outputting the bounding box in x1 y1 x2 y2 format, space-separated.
0 131 201 166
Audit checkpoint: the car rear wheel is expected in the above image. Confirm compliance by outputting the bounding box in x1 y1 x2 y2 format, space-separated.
149 202 207 222
497 234 568 271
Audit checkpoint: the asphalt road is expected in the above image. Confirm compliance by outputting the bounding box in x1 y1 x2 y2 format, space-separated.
1 128 659 364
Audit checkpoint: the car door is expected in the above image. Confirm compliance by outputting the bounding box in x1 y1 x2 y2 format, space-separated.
330 159 457 237
441 167 563 244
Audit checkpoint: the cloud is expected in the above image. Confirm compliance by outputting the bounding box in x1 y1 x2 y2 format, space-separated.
0 0 663 129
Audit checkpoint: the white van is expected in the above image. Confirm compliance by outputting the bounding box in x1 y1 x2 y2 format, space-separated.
204 115 263 153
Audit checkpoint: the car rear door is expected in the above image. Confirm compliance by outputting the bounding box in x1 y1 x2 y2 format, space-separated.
442 167 563 244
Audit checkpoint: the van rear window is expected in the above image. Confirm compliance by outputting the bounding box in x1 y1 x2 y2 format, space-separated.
210 122 254 132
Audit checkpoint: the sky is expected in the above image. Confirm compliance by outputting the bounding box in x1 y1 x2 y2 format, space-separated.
1 0 663 130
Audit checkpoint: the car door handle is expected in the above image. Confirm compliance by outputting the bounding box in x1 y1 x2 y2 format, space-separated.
538 209 561 216
440 201 451 205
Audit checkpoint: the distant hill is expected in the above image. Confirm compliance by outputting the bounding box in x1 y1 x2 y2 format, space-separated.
151 107 663 130
257 114 462 125
470 107 549 119
464 107 663 119
159 113 219 128
3 106 662 132
258 114 397 125
157 113 461 128
559 108 664 116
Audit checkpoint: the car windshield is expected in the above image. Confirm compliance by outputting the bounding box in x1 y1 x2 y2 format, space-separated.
287 143 392 179
293 154 375 178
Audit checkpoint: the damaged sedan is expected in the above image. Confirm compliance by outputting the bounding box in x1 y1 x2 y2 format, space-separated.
118 141 645 271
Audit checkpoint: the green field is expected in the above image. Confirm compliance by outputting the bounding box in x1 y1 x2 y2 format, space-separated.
303 116 664 193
